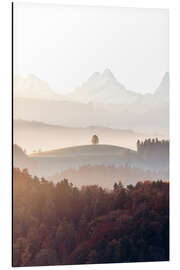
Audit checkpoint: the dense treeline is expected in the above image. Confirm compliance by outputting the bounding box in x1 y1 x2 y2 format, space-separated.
137 138 169 162
13 167 169 266
137 138 169 150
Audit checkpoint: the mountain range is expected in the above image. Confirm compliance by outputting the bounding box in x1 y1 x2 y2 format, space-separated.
14 69 169 105
68 69 141 104
13 70 169 135
14 74 65 100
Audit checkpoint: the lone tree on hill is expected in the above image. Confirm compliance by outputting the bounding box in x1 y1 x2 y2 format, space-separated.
92 134 99 145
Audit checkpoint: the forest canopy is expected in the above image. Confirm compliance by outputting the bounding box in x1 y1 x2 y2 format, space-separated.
13 168 169 266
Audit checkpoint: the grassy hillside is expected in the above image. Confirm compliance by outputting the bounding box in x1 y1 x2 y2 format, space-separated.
29 144 137 178
13 119 166 153
30 144 135 158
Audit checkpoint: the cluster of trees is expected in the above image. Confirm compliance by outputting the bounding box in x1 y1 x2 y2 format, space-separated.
137 138 169 164
137 138 169 152
13 167 169 267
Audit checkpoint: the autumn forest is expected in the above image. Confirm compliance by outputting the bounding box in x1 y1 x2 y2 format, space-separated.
13 168 169 266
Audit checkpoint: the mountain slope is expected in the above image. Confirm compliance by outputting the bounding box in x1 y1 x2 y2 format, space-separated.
14 74 66 101
68 69 141 104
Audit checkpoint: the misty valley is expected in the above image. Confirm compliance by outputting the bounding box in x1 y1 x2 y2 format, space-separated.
14 138 169 189
13 69 169 188
13 69 169 266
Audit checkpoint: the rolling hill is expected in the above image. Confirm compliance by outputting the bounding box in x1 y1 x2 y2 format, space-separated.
13 119 168 154
29 144 136 177
30 144 135 158
13 142 169 186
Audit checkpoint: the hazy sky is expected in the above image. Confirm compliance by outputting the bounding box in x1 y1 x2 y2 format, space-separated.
14 3 169 94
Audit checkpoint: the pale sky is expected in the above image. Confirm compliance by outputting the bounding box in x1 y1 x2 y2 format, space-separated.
14 3 169 94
